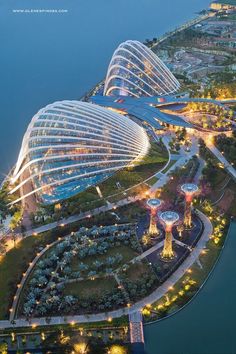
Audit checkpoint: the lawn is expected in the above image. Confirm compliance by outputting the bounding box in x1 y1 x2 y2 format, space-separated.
125 261 150 281
70 245 138 273
189 240 221 283
99 142 168 198
147 176 158 186
63 277 117 299
161 159 176 174
0 232 57 319
211 168 228 189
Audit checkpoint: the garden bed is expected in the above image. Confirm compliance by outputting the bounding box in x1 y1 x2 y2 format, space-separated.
17 224 143 317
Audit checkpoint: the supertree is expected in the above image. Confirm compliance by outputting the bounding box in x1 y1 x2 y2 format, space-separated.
159 211 179 259
181 183 199 229
146 198 162 236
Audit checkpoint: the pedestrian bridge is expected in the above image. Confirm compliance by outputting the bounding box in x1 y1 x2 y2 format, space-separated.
129 311 145 354
89 94 235 131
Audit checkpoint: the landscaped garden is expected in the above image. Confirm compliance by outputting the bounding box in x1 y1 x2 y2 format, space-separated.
0 201 147 320
180 102 232 131
13 186 205 322
158 156 200 201
140 139 233 323
0 231 58 320
142 208 229 323
0 324 131 354
214 131 236 166
199 138 236 217
17 224 153 317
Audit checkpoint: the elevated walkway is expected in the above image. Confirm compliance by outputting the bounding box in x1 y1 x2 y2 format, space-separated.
90 95 192 129
90 94 235 132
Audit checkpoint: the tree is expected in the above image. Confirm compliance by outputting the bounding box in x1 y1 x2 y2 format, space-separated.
64 295 76 306
87 337 107 354
41 330 73 354
142 233 151 246
0 342 8 354
9 210 23 230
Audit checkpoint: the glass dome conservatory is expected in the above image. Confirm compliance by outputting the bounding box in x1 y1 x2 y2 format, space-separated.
104 40 180 97
10 101 149 204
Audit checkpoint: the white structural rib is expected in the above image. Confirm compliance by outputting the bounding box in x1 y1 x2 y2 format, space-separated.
10 100 150 204
104 40 180 97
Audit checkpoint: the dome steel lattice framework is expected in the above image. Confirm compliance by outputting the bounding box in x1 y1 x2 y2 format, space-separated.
10 101 149 204
104 40 180 97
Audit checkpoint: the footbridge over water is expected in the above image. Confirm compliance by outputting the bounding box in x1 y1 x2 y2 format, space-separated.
129 311 145 354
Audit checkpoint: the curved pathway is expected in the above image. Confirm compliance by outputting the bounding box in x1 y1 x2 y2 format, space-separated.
9 238 62 321
0 195 139 257
207 143 236 181
0 209 212 329
150 135 199 193
10 223 134 321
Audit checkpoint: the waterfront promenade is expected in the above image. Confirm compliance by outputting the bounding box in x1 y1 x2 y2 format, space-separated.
151 12 213 48
144 221 236 354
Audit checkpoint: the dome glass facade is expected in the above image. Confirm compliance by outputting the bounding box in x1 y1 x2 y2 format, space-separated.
11 101 149 204
104 40 180 97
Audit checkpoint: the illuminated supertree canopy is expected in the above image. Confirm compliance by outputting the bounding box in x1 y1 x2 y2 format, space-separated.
147 198 162 209
160 211 179 230
181 183 199 202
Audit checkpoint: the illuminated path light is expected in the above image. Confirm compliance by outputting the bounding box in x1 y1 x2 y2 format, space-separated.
160 211 179 259
181 183 199 229
146 198 162 236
